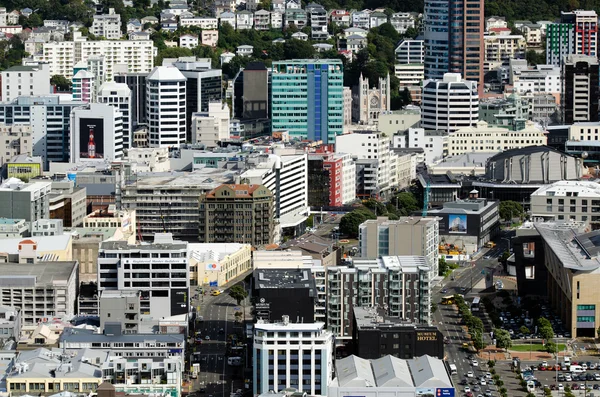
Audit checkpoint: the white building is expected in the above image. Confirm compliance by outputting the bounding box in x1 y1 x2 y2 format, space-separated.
337 153 356 205
512 64 561 94
219 11 236 27
179 34 199 49
395 39 424 64
236 11 254 30
179 16 218 29
201 30 219 47
484 34 527 64
422 73 479 133
447 121 547 156
91 8 122 39
124 147 170 172
238 152 308 230
254 10 271 30
98 81 132 149
394 63 425 89
72 70 95 103
31 31 154 80
253 318 334 397
486 16 507 31
98 233 189 320
390 12 416 33
191 101 230 148
146 66 187 148
393 128 447 165
70 103 124 163
352 10 370 29
271 11 283 29
236 45 254 56
0 64 51 102
530 180 600 226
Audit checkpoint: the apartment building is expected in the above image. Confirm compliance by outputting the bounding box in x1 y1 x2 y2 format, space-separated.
238 152 308 231
393 128 446 165
512 65 561 94
336 131 397 199
180 16 218 28
306 3 328 40
31 32 154 80
307 150 356 207
447 121 547 156
563 54 599 124
199 184 275 246
0 179 51 222
253 318 334 396
484 34 527 64
119 169 235 240
98 234 189 320
98 81 133 149
0 219 29 238
0 123 31 167
254 10 270 30
0 96 86 166
330 10 351 27
326 256 432 340
530 181 600 228
72 70 95 103
0 64 51 101
91 8 122 39
191 102 230 148
358 216 440 279
0 258 78 326
422 73 479 133
546 10 597 66
390 12 416 33
271 59 343 144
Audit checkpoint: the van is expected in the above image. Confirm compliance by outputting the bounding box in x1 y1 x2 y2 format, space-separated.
449 364 457 375
570 365 584 374
564 357 571 365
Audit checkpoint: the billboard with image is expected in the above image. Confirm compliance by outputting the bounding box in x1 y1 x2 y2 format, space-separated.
448 214 467 234
79 118 104 159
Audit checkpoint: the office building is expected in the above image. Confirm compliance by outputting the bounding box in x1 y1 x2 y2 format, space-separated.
98 234 189 320
31 219 63 237
48 179 87 227
188 243 251 287
191 102 230 148
198 184 275 246
119 169 235 240
98 81 132 149
253 268 317 322
30 32 154 81
0 64 50 102
358 217 440 278
395 39 424 64
6 154 42 181
238 152 308 232
253 318 334 396
422 73 479 133
0 124 31 167
562 55 599 123
114 72 148 129
392 128 446 165
91 8 122 39
0 96 85 167
423 0 484 91
146 66 187 148
326 256 432 340
530 181 600 228
307 151 356 207
0 179 51 222
512 64 561 94
0 257 78 325
271 59 343 144
352 306 444 359
70 103 124 163
233 62 270 120
546 10 597 66
329 355 454 397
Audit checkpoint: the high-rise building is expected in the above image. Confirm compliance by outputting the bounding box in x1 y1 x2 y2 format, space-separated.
70 103 124 163
358 217 440 279
114 72 148 129
199 183 275 246
422 73 479 133
271 59 343 144
562 55 599 124
0 64 51 102
98 81 132 149
424 0 484 91
97 233 189 320
72 70 95 103
233 62 270 120
146 66 187 148
253 318 334 397
546 10 597 66
91 8 122 39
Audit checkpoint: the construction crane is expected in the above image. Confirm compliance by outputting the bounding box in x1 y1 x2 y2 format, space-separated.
422 181 431 217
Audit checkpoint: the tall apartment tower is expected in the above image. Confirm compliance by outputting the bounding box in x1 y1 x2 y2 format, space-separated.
72 70 95 103
421 73 479 133
547 10 598 66
562 54 599 124
424 0 484 92
271 59 344 144
146 66 187 148
98 81 133 149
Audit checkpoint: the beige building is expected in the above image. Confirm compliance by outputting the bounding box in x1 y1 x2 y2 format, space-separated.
484 34 527 64
342 87 352 126
377 109 421 135
188 243 251 287
0 124 32 167
447 121 547 156
83 206 136 237
49 180 87 228
530 180 600 226
124 147 170 172
358 216 440 279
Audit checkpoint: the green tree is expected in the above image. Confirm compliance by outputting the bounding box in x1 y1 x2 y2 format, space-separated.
526 49 546 65
228 284 248 305
545 341 558 353
339 208 376 237
499 200 524 222
155 47 193 67
431 302 438 313
50 74 72 91
438 257 449 276
539 324 554 341
393 191 419 216
597 326 600 339
283 39 315 59
494 328 512 349
519 325 530 335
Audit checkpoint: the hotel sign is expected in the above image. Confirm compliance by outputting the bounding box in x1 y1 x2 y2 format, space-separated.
416 331 438 341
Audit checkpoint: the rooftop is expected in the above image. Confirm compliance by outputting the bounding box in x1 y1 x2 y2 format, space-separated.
254 268 317 292
100 233 187 251
0 261 77 287
188 243 248 263
0 234 71 255
535 221 600 271
60 327 185 344
428 198 497 215
127 169 236 188
147 66 186 81
531 181 600 197
353 306 439 330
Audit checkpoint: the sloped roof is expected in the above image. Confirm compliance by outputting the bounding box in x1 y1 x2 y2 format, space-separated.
371 355 413 387
147 66 186 81
335 355 376 387
408 355 452 388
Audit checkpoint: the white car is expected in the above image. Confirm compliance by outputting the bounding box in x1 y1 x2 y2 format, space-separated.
472 360 479 367
565 374 572 381
480 379 487 386
464 387 471 393
558 384 564 391
467 371 474 378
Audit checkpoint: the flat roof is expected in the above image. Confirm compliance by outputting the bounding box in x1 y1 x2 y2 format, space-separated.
0 235 71 255
0 261 77 286
129 169 236 188
353 306 438 330
188 243 248 262
254 268 316 291
531 181 600 197
60 327 185 344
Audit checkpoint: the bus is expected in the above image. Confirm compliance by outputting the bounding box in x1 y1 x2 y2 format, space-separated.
449 364 457 375
471 296 481 312
441 295 464 305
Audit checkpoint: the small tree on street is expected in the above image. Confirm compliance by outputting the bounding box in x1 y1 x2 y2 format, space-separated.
229 285 248 305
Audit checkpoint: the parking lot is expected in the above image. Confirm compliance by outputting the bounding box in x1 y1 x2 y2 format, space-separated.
456 356 500 397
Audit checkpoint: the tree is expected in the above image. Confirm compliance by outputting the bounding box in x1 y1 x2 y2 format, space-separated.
394 191 419 216
438 257 449 276
339 208 376 237
431 302 438 313
228 284 248 305
539 325 554 341
283 39 315 59
545 341 558 354
494 328 512 350
519 325 530 335
499 200 524 222
526 49 546 65
597 325 600 339
50 75 72 91
155 47 193 67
